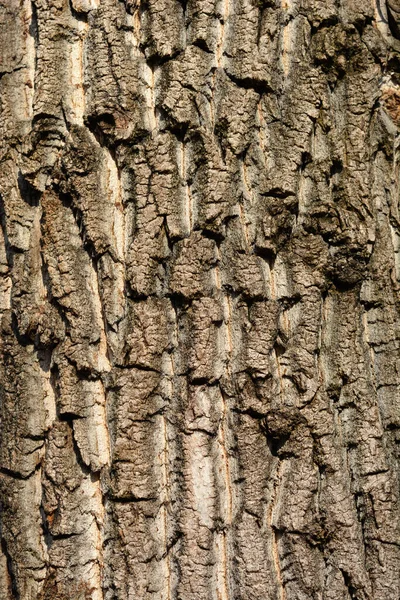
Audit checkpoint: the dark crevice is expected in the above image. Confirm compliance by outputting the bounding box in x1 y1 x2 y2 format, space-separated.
189 376 215 386
0 65 27 81
30 114 66 136
70 425 91 474
40 502 53 551
256 5 266 47
11 312 33 347
278 293 302 310
164 530 183 556
22 433 45 442
58 411 85 421
177 0 188 20
254 245 276 267
54 402 92 475
183 426 214 437
56 189 106 263
17 172 41 207
330 158 343 177
388 6 400 40
299 151 312 171
0 464 40 480
386 422 400 431
225 70 273 95
232 406 267 419
352 14 374 36
69 0 89 23
52 532 80 540
1 537 19 599
273 340 286 357
86 113 116 148
144 49 184 69
0 193 13 269
165 119 190 143
309 15 340 35
201 227 225 244
29 1 39 49
330 277 363 293
261 188 296 200
125 288 153 302
265 432 291 457
192 39 212 53
167 291 193 311
339 569 359 600
108 494 157 503
120 362 160 373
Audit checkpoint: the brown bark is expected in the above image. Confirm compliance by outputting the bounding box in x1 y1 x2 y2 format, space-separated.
0 0 400 598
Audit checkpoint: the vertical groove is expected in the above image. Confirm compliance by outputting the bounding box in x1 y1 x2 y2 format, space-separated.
215 388 232 600
216 0 230 68
267 461 286 600
180 139 194 235
25 0 36 122
211 0 230 127
160 413 172 600
239 159 251 247
69 21 88 124
148 65 158 133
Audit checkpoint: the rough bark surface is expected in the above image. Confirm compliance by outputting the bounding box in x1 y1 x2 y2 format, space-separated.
1 0 400 598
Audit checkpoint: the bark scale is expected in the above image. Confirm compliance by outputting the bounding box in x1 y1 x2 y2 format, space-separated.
0 0 400 599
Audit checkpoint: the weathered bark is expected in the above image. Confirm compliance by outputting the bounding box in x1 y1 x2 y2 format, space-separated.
0 0 400 598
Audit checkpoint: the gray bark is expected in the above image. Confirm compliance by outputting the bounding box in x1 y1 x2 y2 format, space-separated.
0 0 400 599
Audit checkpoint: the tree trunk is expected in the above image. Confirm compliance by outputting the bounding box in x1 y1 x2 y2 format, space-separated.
0 0 400 598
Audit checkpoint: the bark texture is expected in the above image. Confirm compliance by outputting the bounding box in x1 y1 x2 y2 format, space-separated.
1 0 400 598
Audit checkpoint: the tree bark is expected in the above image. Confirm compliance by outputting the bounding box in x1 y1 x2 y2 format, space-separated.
0 0 400 598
